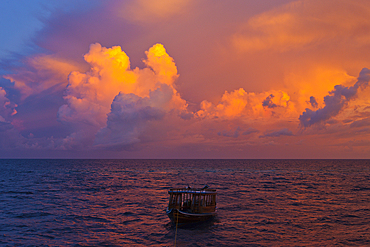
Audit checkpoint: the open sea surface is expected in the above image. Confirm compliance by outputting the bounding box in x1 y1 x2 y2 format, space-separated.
0 159 370 246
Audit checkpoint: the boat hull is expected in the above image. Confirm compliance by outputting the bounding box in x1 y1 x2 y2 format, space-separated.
166 208 216 224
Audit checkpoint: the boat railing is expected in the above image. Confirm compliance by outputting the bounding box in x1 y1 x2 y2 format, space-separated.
168 188 217 194
168 187 217 213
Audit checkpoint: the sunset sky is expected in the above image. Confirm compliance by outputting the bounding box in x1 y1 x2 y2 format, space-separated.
1 0 370 158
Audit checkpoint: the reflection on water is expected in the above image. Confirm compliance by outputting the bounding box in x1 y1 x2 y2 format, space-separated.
0 159 370 246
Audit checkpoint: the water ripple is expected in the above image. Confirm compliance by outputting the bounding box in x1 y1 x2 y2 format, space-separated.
0 159 370 246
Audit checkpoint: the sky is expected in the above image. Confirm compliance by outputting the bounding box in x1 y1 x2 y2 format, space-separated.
1 0 370 159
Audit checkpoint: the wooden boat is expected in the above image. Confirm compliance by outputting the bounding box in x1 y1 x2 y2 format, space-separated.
166 186 217 224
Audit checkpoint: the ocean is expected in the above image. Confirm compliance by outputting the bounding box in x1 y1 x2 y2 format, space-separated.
1 159 369 246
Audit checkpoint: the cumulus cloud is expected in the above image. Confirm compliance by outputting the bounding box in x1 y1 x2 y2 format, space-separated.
299 68 370 127
94 84 182 149
197 88 293 119
3 0 370 158
259 128 293 138
57 43 188 148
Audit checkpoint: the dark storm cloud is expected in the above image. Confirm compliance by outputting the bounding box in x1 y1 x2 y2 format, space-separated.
299 68 370 127
262 94 277 108
309 96 318 108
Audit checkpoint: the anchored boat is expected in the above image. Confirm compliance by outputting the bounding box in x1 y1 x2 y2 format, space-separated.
166 186 217 224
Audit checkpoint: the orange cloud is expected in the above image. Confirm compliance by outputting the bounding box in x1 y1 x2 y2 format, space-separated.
283 67 357 113
300 68 370 127
57 43 188 148
3 0 370 157
197 88 295 120
233 0 370 52
224 0 370 130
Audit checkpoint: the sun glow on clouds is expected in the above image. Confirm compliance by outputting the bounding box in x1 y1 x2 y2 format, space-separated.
299 68 370 127
49 42 304 151
197 88 294 119
57 43 188 148
2 0 370 158
3 40 370 155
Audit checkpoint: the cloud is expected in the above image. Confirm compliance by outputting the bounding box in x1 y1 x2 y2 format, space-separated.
309 96 318 108
57 43 188 147
242 127 260 135
197 88 293 119
0 87 26 150
2 0 370 158
232 0 370 52
58 43 184 125
262 94 277 108
259 128 294 138
217 127 241 138
299 68 370 127
0 87 17 121
94 84 181 149
4 55 79 100
350 117 370 128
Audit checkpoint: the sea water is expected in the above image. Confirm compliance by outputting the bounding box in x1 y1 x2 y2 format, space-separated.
1 159 369 246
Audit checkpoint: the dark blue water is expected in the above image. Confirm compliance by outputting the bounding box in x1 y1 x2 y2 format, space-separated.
1 160 370 246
